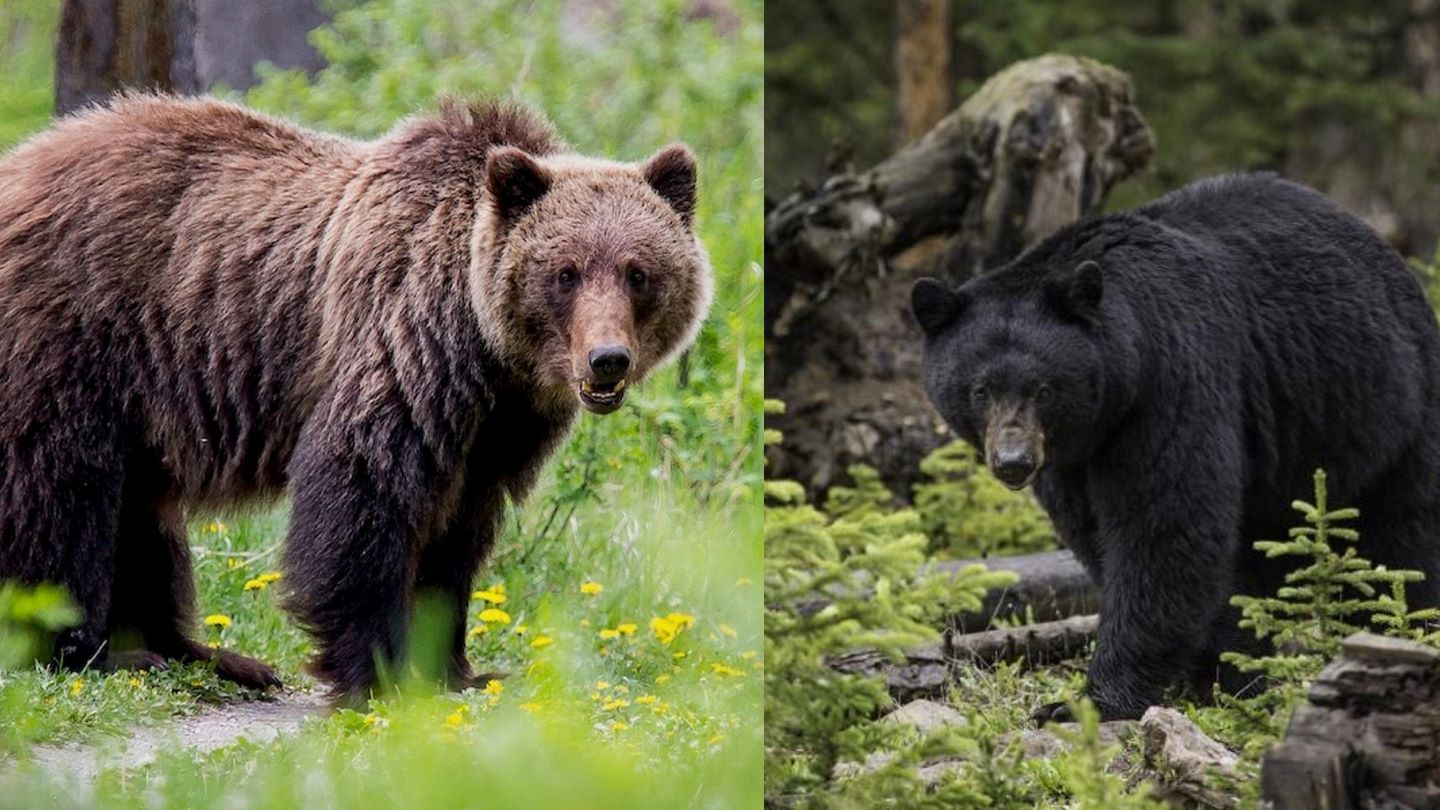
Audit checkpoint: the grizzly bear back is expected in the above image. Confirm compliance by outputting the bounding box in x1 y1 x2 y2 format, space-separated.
0 95 563 507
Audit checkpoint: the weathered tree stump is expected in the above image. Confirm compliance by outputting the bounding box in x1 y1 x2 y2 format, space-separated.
1262 633 1440 808
765 54 1155 497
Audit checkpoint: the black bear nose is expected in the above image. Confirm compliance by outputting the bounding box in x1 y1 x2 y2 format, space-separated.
991 449 1036 488
588 346 631 383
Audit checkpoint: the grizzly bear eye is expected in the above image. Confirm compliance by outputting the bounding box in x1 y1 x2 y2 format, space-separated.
1036 384 1054 404
627 267 648 291
557 266 580 290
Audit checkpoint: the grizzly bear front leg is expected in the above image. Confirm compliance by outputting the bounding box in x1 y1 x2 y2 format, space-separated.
413 482 505 690
281 386 473 700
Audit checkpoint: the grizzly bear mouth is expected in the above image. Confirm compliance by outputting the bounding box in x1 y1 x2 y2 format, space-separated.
578 378 627 413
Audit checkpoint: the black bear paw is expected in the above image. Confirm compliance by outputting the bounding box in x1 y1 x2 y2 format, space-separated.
1031 701 1076 726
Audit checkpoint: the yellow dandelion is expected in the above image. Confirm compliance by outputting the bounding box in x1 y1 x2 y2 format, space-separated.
226 558 242 570
635 695 658 705
708 734 726 745
207 641 220 649
206 521 226 534
243 578 267 591
719 623 738 638
741 650 757 660
468 624 487 637
673 651 688 660
483 679 503 695
590 691 601 701
443 710 466 729
519 701 542 714
655 674 671 685
711 663 746 677
529 634 554 649
513 624 527 636
69 678 83 697
613 684 629 694
471 588 507 605
601 698 630 711
128 677 142 688
616 622 638 635
599 628 620 640
477 608 511 624
649 613 695 645
203 614 232 628
595 680 611 690
580 581 603 595
580 618 591 628
610 721 629 731
257 571 282 584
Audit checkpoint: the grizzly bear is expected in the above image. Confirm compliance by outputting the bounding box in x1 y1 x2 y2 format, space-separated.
912 174 1440 721
0 95 712 698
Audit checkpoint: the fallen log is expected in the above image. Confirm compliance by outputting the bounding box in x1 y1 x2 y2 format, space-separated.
798 548 1097 627
937 549 1096 632
948 614 1098 667
829 614 1099 702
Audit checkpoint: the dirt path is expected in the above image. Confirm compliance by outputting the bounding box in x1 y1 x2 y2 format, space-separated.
22 691 327 786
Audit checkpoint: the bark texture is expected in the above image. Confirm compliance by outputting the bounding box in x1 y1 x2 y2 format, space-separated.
55 0 201 116
895 0 951 143
765 54 1155 497
1262 633 1440 809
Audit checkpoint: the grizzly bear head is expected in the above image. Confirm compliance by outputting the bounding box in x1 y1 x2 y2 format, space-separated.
470 144 713 415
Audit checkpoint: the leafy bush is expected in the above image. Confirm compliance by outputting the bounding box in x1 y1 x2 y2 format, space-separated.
0 583 79 671
763 400 1016 803
912 441 1055 558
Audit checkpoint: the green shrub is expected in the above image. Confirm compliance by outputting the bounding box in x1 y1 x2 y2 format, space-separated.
912 441 1055 558
763 401 1016 803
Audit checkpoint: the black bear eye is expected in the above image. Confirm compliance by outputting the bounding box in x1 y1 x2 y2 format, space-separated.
1036 384 1054 404
627 267 648 291
557 266 580 290
971 384 988 404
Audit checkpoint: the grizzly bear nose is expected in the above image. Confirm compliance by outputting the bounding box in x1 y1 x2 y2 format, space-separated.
588 346 631 383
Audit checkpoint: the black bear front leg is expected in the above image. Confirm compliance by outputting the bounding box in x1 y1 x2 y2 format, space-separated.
1036 433 1244 723
1089 461 1242 720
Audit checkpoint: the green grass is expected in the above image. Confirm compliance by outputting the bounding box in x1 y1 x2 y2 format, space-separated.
0 0 762 806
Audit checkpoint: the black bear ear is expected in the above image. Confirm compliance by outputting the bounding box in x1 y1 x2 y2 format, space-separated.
1043 260 1103 318
643 144 697 226
911 277 967 333
485 146 552 223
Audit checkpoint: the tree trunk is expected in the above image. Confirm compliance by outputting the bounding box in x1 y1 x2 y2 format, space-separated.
55 0 200 117
895 0 951 144
765 55 1155 497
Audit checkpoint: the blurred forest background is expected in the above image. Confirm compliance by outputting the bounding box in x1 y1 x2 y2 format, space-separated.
765 0 1440 498
768 0 1440 259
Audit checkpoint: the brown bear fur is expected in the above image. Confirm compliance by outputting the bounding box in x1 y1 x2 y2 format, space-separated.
0 94 712 697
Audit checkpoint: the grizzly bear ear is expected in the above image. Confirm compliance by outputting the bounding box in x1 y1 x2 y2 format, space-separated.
643 144 697 226
485 146 552 223
911 277 966 333
1043 260 1103 319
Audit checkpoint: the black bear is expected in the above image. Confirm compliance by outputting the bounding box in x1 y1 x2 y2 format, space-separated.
0 95 712 699
912 173 1440 721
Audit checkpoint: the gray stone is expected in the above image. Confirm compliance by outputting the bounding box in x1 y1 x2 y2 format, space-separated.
880 699 967 735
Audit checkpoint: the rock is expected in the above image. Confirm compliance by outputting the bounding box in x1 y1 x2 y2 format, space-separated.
1140 707 1240 809
1003 720 1139 761
880 699 967 735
